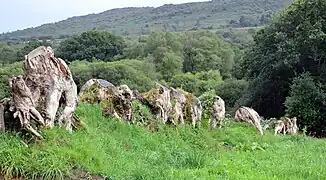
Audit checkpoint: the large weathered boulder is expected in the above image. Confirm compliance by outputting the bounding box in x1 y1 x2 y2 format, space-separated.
288 117 298 134
169 87 187 125
79 79 115 97
234 106 264 135
80 81 135 122
1 46 80 137
141 83 172 124
0 98 12 132
209 95 225 129
274 116 298 135
178 89 202 128
24 46 79 132
79 79 115 104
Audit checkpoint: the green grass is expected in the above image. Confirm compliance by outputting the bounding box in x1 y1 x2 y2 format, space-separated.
1 103 326 179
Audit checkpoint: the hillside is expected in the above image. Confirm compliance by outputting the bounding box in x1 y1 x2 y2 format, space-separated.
1 103 325 179
1 0 294 41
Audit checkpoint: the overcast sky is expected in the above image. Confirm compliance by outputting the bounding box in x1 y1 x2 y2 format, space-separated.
0 0 205 33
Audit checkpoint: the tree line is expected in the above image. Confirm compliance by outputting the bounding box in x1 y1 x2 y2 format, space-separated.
0 30 247 113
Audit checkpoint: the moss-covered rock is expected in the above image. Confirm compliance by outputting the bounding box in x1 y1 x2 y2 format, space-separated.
141 86 161 102
177 88 201 126
79 83 102 104
140 83 172 124
80 82 134 122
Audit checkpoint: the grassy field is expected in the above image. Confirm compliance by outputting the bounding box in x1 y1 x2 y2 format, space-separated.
0 103 325 179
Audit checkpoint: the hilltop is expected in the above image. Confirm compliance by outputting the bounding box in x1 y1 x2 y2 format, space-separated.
1 0 294 41
0 104 325 179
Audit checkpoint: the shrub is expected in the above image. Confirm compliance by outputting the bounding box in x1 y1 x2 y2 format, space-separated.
215 79 248 111
284 72 326 137
170 70 223 96
57 31 126 62
0 62 24 99
69 59 159 92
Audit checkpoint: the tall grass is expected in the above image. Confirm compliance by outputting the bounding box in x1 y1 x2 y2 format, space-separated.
0 104 325 179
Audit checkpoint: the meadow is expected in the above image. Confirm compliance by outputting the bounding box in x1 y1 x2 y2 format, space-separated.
1 103 325 179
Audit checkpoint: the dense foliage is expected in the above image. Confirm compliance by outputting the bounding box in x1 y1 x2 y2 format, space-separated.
215 79 248 110
57 31 126 62
69 60 158 92
0 30 239 103
169 70 223 96
238 0 326 136
284 73 326 136
125 31 238 79
0 0 293 41
0 44 19 63
0 62 23 99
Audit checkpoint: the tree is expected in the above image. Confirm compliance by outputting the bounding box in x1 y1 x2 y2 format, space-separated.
0 44 18 63
69 59 159 93
284 72 326 137
57 31 126 62
160 52 183 80
169 70 223 96
182 31 236 78
239 16 246 27
0 62 23 99
238 15 256 27
238 0 326 130
215 79 248 110
125 31 184 81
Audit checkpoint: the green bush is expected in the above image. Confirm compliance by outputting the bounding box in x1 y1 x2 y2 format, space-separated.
170 70 223 96
215 79 248 111
69 59 159 92
0 62 24 99
284 72 326 137
198 90 216 128
57 31 126 62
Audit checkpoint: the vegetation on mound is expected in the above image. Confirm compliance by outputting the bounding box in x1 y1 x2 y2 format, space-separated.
0 0 294 40
0 104 325 179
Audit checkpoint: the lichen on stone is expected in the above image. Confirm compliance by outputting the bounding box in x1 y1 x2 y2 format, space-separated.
176 88 195 123
141 87 161 102
79 82 101 104
100 98 115 117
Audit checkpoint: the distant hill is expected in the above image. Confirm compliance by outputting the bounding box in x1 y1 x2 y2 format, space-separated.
0 0 294 41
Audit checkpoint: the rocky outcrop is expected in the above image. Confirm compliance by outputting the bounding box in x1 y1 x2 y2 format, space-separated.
169 87 187 125
141 83 172 124
0 46 80 138
235 106 264 135
209 95 225 129
80 81 135 122
79 79 115 97
274 116 298 135
178 89 202 128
